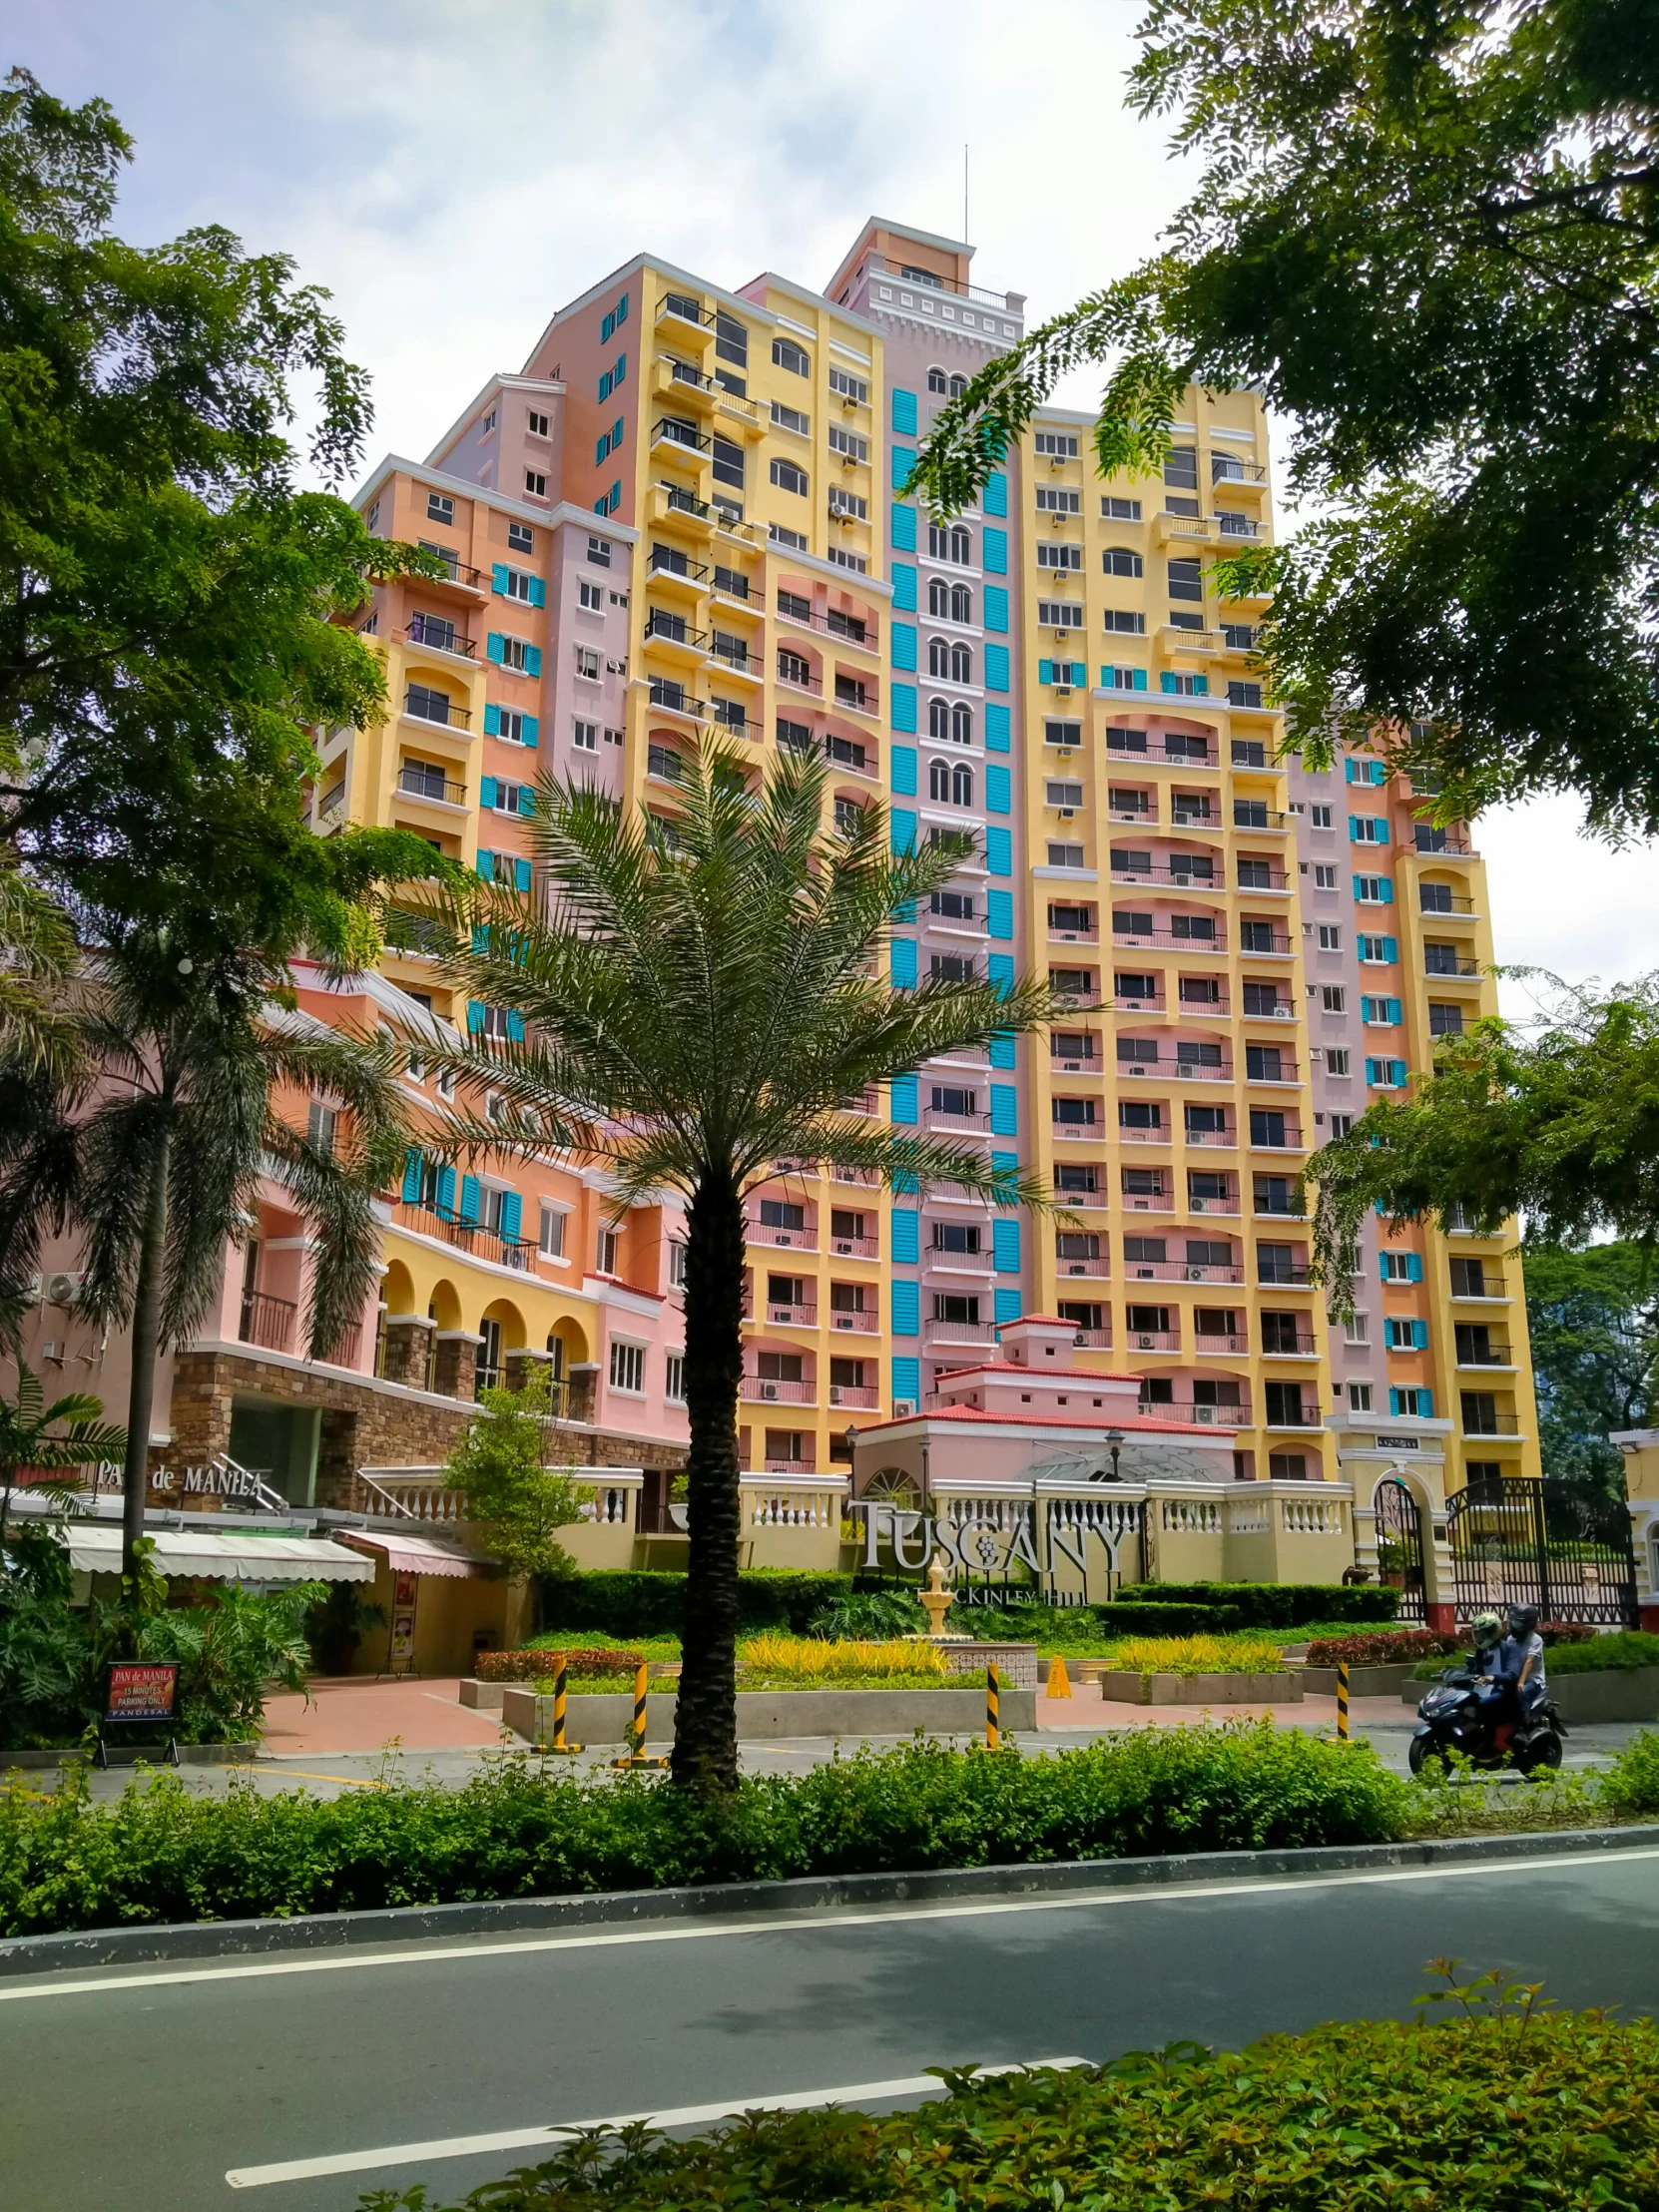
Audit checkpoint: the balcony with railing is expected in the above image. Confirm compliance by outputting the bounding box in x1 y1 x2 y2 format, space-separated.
1211 454 1269 485
652 480 712 527
396 765 467 808
1109 855 1231 890
1183 1123 1237 1147
746 1214 818 1251
1125 1325 1182 1353
653 415 711 458
1193 1331 1250 1356
402 687 470 730
1122 1258 1245 1285
648 546 710 593
776 653 824 698
827 1302 879 1334
859 253 1021 313
1112 922 1232 953
316 780 346 823
1264 1397 1323 1429
1261 1332 1319 1357
240 1289 297 1355
924 1315 997 1345
1105 734 1216 769
1418 886 1477 916
404 616 475 659
1119 1048 1233 1082
416 549 486 593
741 1373 817 1404
391 1197 537 1272
647 677 707 720
1140 1395 1246 1426
1455 1338 1514 1368
1414 825 1475 855
1460 1407 1523 1435
643 609 709 659
921 1099 989 1134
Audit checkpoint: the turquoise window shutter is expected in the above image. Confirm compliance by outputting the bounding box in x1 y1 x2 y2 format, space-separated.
521 714 539 747
1380 878 1393 903
982 584 1008 633
892 387 917 435
987 952 1014 993
1038 658 1054 685
476 850 495 883
1376 820 1388 843
608 480 621 510
480 775 497 809
890 745 917 796
890 807 916 853
1161 672 1178 694
437 1163 458 1215
890 1207 919 1261
892 1170 918 1194
612 417 624 447
991 1148 1018 1179
515 858 532 892
524 645 543 678
614 349 627 380
1361 996 1375 1022
891 1354 920 1399
1352 873 1366 899
1411 1319 1429 1350
1388 1386 1401 1416
983 471 1008 517
487 633 505 664
893 898 915 922
891 501 916 551
985 764 1011 814
1366 1057 1380 1085
517 785 534 817
466 1002 486 1034
498 1190 522 1244
1383 936 1399 961
1418 1389 1434 1416
985 703 1010 752
1391 1058 1407 1086
1193 675 1209 695
1069 662 1087 686
1133 670 1148 691
993 1287 1022 1326
1407 1253 1423 1282
459 1174 481 1226
483 704 501 737
890 937 917 989
989 1084 1018 1136
1346 760 1357 783
602 309 615 342
890 682 918 733
984 644 1010 693
617 292 628 322
471 922 489 955
595 436 609 466
985 826 1011 875
891 622 917 671
988 1029 1015 1068
890 1076 919 1126
986 887 1013 939
993 1219 1021 1273
890 1281 920 1337
507 1009 526 1042
891 446 916 491
401 1149 423 1204
491 564 509 595
529 577 547 609
891 561 917 611
1387 997 1402 1023
982 526 1007 574
1349 816 1363 838
598 370 612 401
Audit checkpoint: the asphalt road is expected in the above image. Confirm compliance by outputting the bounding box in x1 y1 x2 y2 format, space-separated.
3 1845 1658 2212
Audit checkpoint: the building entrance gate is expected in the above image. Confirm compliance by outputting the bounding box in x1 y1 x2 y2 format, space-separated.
1373 1477 1425 1621
1445 1474 1637 1628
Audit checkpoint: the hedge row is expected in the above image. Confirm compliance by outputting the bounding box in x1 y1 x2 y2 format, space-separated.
542 1570 850 1639
1 1725 1410 1938
360 2008 1659 2212
1116 1581 1401 1627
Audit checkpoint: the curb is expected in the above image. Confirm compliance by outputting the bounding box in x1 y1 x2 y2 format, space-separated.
5 1822 1659 1980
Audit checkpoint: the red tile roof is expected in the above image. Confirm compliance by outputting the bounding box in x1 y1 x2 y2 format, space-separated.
854 1405 1236 1437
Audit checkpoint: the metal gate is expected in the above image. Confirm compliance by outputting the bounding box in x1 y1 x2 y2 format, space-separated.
1446 1475 1637 1627
1373 1477 1426 1621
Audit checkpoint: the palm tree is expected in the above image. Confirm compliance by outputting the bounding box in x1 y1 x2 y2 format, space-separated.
0 922 410 1578
0 1361 126 1559
421 742 1055 1796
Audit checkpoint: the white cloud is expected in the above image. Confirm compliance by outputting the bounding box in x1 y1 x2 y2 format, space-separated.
15 0 1658 989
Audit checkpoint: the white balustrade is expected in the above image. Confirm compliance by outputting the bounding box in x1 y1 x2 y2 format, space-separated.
1161 1497 1222 1534
1281 1496 1346 1535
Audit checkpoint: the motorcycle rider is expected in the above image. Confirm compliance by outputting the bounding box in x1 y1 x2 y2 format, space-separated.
1468 1610 1508 1737
1502 1603 1548 1722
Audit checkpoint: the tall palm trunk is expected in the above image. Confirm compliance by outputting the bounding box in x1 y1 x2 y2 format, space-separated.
121 1125 171 1582
672 1166 746 1795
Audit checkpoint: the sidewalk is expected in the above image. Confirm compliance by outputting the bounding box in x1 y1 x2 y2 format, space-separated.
260 1676 510 1758
1034 1684 1407 1731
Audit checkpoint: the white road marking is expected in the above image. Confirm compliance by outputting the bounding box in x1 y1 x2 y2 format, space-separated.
4 1844 1655 2006
223 2058 1088 2188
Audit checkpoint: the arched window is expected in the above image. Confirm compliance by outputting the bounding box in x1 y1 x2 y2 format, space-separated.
928 696 950 740
950 582 972 624
948 372 967 398
928 576 949 617
928 637 951 677
1104 547 1144 578
927 366 948 394
929 756 951 802
950 641 972 684
952 701 974 746
951 762 974 807
950 524 971 565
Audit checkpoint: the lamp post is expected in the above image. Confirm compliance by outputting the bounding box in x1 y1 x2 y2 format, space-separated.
1097 1428 1124 1482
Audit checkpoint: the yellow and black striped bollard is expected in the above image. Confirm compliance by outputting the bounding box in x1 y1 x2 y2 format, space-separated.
985 1663 1000 1750
613 1661 670 1770
544 1653 582 1756
1336 1659 1350 1741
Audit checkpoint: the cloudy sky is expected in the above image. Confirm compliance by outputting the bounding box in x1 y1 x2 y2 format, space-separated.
16 0 1658 1000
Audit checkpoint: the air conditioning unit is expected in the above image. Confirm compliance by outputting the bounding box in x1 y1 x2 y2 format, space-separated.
1194 1404 1216 1423
1067 1265 1086 1277
1186 1267 1207 1282
1133 1199 1151 1210
1135 1267 1155 1280
760 1382 780 1400
1136 1334 1157 1351
1125 1000 1143 1010
1061 1060 1082 1072
892 1398 915 1417
775 1234 794 1247
1059 931 1079 942
829 1384 845 1403
46 1272 88 1306
835 1316 859 1331
1053 629 1070 641
769 1306 795 1324
833 1239 854 1255
1057 808 1075 821
1055 685 1072 698
1191 1198 1208 1212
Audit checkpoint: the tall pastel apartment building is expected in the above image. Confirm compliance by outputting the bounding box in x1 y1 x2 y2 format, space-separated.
15 214 1535 1565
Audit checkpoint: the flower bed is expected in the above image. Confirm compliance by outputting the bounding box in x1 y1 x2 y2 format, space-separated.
354 1994 1659 2212
1097 1634 1291 1679
477 1647 646 1684
1306 1630 1461 1666
735 1633 948 1689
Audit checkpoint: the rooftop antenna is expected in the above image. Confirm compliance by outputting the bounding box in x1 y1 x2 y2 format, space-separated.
963 142 969 246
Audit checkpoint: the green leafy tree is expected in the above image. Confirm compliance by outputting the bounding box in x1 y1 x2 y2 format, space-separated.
0 68 445 901
908 0 1659 833
0 1362 125 1558
0 926 411 1581
1522 1240 1659 1501
1308 975 1659 1323
421 744 1054 1796
134 1580 321 1742
444 1371 589 1597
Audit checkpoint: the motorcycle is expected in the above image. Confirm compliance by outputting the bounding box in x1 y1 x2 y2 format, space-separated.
1408 1661 1566 1778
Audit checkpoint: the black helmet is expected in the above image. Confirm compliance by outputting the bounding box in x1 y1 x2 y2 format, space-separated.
1507 1604 1539 1637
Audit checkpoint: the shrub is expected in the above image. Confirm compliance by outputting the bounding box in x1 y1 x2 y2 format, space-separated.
354 1999 1659 2212
807 1589 928 1640
1602 1728 1659 1816
737 1634 946 1685
1305 1630 1461 1665
0 1723 1411 1936
541 1570 851 1640
945 1600 1246 1645
1098 1634 1290 1679
1115 1581 1399 1627
1543 1630 1659 1674
475 1648 644 1683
